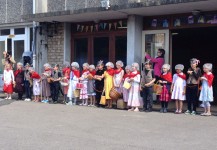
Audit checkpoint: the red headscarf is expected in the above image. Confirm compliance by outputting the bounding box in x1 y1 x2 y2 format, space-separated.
106 68 115 76
31 72 41 79
123 73 131 80
160 72 172 83
203 73 214 87
177 73 186 80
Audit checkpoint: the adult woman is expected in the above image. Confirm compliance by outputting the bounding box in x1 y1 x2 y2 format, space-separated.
145 49 165 79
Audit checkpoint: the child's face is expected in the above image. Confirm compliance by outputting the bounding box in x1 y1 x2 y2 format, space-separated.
132 66 136 71
125 69 130 73
106 66 111 70
17 64 22 69
54 66 58 71
162 68 168 73
89 68 94 72
98 65 103 70
203 67 209 73
116 64 121 69
25 66 29 70
145 64 151 69
83 66 87 70
176 69 182 73
6 64 10 69
191 63 197 69
72 66 76 70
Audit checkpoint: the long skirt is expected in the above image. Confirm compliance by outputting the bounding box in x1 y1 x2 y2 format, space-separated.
3 83 13 94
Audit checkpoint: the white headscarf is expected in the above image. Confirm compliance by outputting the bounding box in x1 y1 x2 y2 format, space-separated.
116 60 124 67
162 64 170 70
132 62 140 71
203 63 212 71
106 62 114 68
71 62 79 69
89 65 95 70
175 64 184 71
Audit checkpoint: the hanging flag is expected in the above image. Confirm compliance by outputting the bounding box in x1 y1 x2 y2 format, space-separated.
114 22 117 30
104 23 107 29
95 24 99 31
109 23 112 31
99 23 104 29
119 20 123 27
81 26 84 32
90 26 94 32
77 24 80 31
86 26 89 32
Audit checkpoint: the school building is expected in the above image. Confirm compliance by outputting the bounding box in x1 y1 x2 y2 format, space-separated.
22 0 217 99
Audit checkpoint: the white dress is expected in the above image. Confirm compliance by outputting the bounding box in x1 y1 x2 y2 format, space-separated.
67 71 79 98
128 72 141 107
199 78 213 102
114 70 124 93
33 79 40 96
171 74 186 101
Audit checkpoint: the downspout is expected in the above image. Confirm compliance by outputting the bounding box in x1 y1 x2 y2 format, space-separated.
32 0 36 70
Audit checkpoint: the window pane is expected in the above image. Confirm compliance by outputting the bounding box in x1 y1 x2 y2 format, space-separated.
14 28 25 35
115 36 127 66
0 29 10 36
74 38 88 66
30 28 33 51
14 40 24 68
94 37 109 65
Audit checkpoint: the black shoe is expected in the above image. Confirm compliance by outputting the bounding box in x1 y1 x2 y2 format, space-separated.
53 101 58 104
146 108 152 112
160 108 164 113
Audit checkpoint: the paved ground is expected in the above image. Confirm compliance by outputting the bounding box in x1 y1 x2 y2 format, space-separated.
0 99 217 150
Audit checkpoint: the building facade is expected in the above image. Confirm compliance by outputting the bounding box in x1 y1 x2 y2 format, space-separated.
23 0 217 99
0 0 33 89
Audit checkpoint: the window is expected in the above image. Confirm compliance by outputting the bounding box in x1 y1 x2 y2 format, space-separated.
14 28 25 35
0 29 10 36
115 36 127 66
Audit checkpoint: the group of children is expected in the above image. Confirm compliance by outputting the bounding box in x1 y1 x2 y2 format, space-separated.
3 57 215 116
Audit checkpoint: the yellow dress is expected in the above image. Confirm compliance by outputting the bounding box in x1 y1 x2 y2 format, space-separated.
104 71 114 99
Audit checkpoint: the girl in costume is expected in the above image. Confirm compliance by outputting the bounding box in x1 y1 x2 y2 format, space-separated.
14 62 25 100
122 65 132 106
87 65 96 107
79 63 89 106
3 64 15 99
29 67 41 102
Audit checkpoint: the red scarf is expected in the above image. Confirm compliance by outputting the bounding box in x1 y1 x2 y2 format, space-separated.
31 72 41 79
123 73 131 79
114 68 123 74
203 73 214 87
177 73 186 80
89 70 96 76
62 67 70 75
73 70 80 78
82 69 89 75
45 68 51 72
14 69 22 77
129 71 140 78
106 69 115 76
160 72 172 83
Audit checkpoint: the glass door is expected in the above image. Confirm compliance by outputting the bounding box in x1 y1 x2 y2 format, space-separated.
0 39 6 91
142 30 169 66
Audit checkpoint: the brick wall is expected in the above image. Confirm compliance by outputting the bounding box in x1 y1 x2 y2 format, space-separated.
0 0 32 24
47 23 64 68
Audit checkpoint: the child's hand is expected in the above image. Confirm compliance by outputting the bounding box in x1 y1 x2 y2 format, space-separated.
158 80 162 83
182 91 186 95
130 78 134 82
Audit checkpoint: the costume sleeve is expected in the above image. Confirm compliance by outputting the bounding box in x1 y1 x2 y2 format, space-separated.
11 70 15 82
152 70 155 78
192 68 202 80
134 74 141 83
145 54 159 63
58 72 62 78
172 74 176 84
3 70 6 82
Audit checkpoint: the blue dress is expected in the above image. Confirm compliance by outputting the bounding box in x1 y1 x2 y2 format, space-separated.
199 79 213 102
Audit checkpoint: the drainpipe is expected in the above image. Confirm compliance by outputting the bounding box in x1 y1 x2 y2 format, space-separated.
32 0 36 70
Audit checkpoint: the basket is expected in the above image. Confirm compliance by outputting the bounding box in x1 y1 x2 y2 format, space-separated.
117 99 126 109
73 89 80 98
123 81 131 89
109 87 121 100
60 81 69 86
87 74 93 80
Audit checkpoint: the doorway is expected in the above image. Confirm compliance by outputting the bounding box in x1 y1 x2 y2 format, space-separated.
172 27 217 102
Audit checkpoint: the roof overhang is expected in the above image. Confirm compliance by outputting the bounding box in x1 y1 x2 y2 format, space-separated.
22 0 217 23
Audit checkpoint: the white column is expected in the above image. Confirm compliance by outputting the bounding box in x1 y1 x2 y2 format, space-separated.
127 15 143 67
64 23 71 63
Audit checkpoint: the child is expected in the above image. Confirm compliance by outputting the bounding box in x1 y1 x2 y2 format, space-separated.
113 60 124 94
29 67 41 102
24 63 32 101
62 62 71 103
67 62 80 106
79 63 89 106
100 62 114 108
141 60 156 112
127 63 141 112
3 64 15 99
185 58 202 115
87 65 96 107
51 64 62 104
171 64 186 114
158 64 172 113
199 63 214 116
14 62 25 100
41 63 52 103
122 65 131 106
94 61 105 107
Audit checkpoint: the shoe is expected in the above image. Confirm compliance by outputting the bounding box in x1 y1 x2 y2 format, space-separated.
185 110 191 115
134 108 139 112
72 103 76 105
163 108 168 113
145 108 152 112
26 99 31 102
191 111 196 115
5 97 8 99
66 101 73 105
204 113 211 116
160 108 164 113
88 105 91 107
200 112 206 116
41 100 45 103
175 109 179 114
8 97 11 100
128 108 134 111
79 103 84 106
53 101 57 104
178 110 182 114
